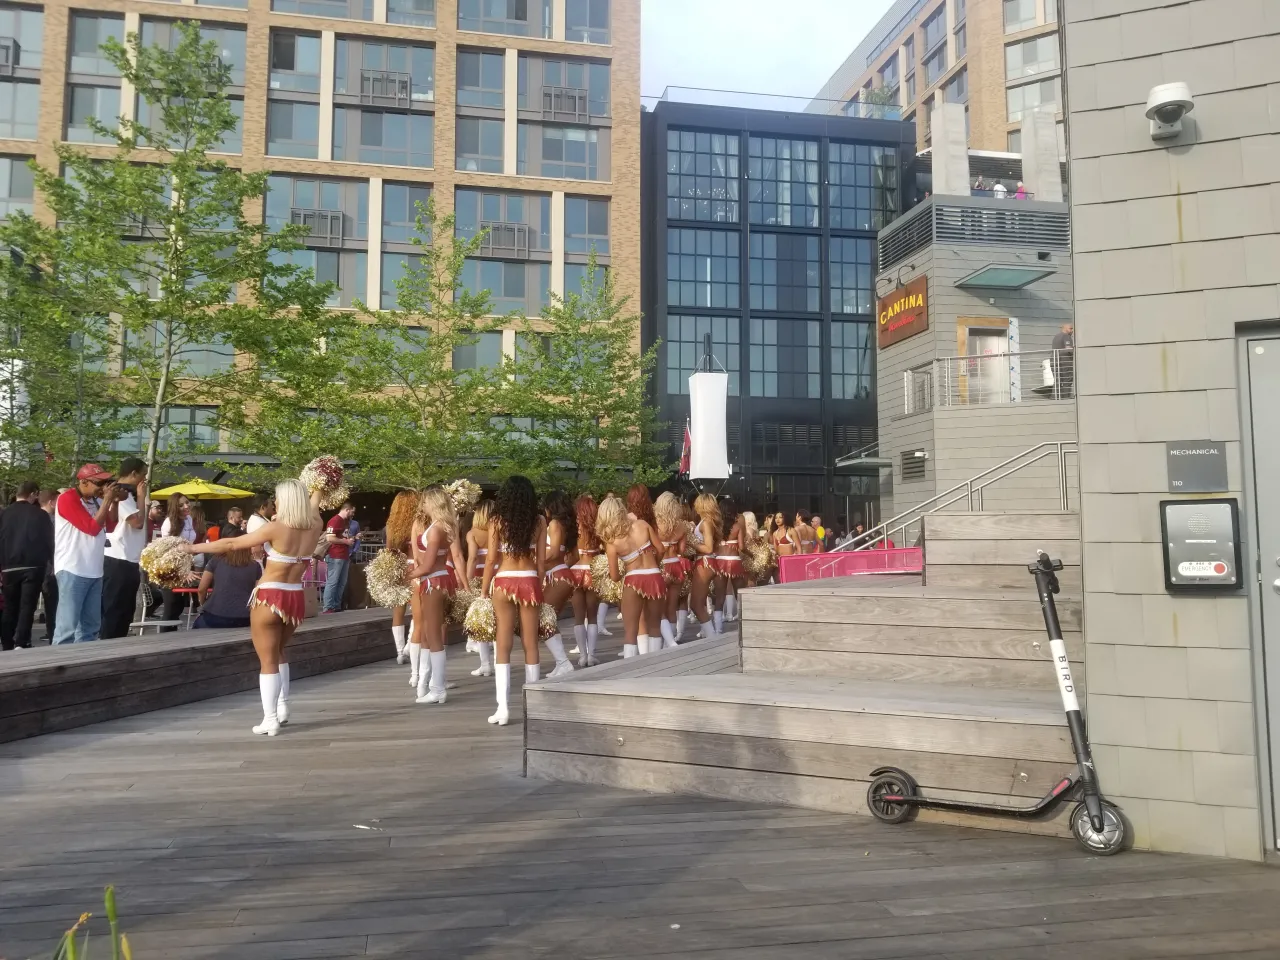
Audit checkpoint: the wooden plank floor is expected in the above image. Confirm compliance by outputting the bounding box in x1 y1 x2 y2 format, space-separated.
2 625 1278 959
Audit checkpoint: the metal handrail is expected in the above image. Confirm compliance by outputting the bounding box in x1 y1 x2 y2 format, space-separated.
834 440 1077 551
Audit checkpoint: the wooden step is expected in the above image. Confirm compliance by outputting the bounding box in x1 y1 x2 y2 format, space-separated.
526 675 1076 838
926 562 1083 593
922 512 1081 593
924 512 1080 541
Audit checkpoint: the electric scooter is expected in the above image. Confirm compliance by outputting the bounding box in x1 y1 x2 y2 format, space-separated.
865 551 1128 855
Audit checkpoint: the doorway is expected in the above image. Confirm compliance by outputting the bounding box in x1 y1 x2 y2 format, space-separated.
1246 335 1280 850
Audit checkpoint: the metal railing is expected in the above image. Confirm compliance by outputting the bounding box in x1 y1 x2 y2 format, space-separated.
925 349 1075 407
835 440 1077 551
878 195 1071 271
542 85 589 123
360 68 411 106
0 37 16 75
478 220 532 259
843 99 903 121
290 207 344 246
971 179 1034 199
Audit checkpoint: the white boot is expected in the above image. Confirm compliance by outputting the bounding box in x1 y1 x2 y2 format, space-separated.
488 663 510 725
472 641 494 677
276 663 291 725
254 673 281 736
392 625 407 663
408 641 422 688
547 634 575 677
622 643 638 658
572 624 587 663
725 595 738 622
418 650 448 704
585 625 600 666
416 651 431 700
675 610 687 640
597 603 612 636
659 619 677 649
635 634 647 655
525 663 541 684
712 611 725 634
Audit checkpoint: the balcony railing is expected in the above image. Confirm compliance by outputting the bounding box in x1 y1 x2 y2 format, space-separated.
878 195 1071 271
913 349 1075 410
360 68 411 107
0 37 16 75
970 178 1034 199
541 85 589 123
843 99 902 121
290 207 344 246
478 220 531 259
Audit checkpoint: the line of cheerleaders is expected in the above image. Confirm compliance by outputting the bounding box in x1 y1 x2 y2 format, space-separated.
382 477 771 726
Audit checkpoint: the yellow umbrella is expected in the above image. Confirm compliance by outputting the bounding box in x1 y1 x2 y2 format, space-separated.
150 479 256 500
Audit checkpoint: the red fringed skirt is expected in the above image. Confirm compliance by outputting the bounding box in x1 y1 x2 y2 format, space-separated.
418 569 457 596
250 582 306 627
712 555 745 579
661 555 692 585
493 571 543 606
569 563 593 590
545 563 575 587
624 570 667 601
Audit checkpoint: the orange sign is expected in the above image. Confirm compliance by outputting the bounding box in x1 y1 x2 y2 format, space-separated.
877 275 929 348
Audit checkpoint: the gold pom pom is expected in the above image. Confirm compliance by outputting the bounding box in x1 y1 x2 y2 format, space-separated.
140 536 193 589
299 455 349 511
539 603 559 641
464 596 496 643
446 479 482 513
589 553 621 605
741 538 777 581
366 549 413 608
449 586 478 626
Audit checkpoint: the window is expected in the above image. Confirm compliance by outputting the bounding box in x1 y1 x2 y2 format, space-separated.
270 33 322 93
749 234 819 313
528 58 610 117
271 248 367 308
381 252 423 308
564 196 609 254
334 40 434 102
903 35 914 70
0 154 33 219
955 23 966 58
747 136 819 227
827 142 898 231
137 96 244 154
0 6 43 68
197 0 248 7
271 0 372 19
460 258 550 315
66 85 120 143
124 328 235 376
667 228 739 309
945 67 968 103
456 117 503 172
1006 35 1059 79
70 14 124 76
1007 129 1021 152
904 71 916 103
0 81 37 139
955 0 966 23
904 366 933 414
565 0 609 43
829 237 873 315
142 21 246 86
749 318 820 399
923 46 948 86
1004 0 1037 32
382 183 431 243
1007 76 1060 122
458 0 551 38
665 315 739 396
333 108 433 167
265 174 369 240
666 129 739 223
1045 0 1057 23
519 124 600 180
879 53 899 93
163 406 222 452
387 0 435 25
455 188 550 249
831 322 873 400
565 261 606 294
457 49 504 107
922 4 946 51
453 330 503 370
266 101 319 158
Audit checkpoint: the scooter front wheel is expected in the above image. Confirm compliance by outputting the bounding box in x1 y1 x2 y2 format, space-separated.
1070 801 1126 855
867 768 917 825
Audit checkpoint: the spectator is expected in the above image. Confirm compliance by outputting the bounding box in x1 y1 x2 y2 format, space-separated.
973 175 986 194
1052 322 1075 399
246 497 274 534
993 181 1008 199
221 506 246 539
811 514 828 552
52 465 117 644
1 481 54 650
37 490 59 641
193 547 258 629
159 495 198 629
322 502 357 613
1015 181 1027 199
101 457 149 640
146 500 166 541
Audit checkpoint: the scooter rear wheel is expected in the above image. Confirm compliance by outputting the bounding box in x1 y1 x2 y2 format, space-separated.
867 769 917 824
1070 801 1126 855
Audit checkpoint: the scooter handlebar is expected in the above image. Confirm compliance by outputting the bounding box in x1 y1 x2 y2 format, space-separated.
1028 550 1064 574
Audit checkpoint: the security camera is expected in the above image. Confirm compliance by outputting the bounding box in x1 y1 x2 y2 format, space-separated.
1146 82 1194 140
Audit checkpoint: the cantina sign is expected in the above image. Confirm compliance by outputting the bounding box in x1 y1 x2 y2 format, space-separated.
877 275 929 348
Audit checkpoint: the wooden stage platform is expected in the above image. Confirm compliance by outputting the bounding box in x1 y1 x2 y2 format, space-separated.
0 609 393 743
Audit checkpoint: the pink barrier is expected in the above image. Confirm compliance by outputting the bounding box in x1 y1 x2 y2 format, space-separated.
776 547 924 583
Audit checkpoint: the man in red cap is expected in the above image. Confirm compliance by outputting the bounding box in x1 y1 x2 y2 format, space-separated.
51 464 119 644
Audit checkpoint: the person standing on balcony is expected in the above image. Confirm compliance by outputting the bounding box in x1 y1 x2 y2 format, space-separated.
993 181 1008 199
1015 181 1028 199
973 175 986 195
1052 323 1075 399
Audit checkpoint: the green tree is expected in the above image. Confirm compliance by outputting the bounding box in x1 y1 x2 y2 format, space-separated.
0 22 339 488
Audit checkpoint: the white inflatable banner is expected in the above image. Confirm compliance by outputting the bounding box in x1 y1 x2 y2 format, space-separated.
688 371 730 480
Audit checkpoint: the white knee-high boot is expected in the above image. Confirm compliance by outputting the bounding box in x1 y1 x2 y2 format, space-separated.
391 625 407 662
712 610 725 634
488 663 510 725
416 654 431 699
585 625 599 666
254 673 281 736
659 619 676 649
473 640 494 676
418 650 447 704
546 634 574 677
725 595 738 622
622 642 638 658
573 624 587 664
408 641 422 687
525 663 541 683
675 609 687 639
276 663 291 724
597 603 612 635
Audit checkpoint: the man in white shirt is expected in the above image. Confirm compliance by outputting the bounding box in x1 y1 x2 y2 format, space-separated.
101 458 149 639
52 464 118 644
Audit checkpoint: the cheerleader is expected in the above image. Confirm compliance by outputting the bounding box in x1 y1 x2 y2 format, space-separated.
481 476 547 726
713 498 746 628
569 494 602 667
405 486 467 705
771 511 800 557
691 493 722 636
382 490 419 665
541 489 579 674
625 484 661 654
654 492 690 650
465 499 495 677
740 510 765 587
596 496 666 659
183 479 323 736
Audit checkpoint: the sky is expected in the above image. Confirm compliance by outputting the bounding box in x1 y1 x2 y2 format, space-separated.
641 0 897 111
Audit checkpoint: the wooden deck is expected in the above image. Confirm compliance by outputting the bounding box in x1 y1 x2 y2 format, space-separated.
2 638 1278 959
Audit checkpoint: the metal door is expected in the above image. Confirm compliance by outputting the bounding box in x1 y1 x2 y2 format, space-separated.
967 330 1011 404
1247 336 1280 848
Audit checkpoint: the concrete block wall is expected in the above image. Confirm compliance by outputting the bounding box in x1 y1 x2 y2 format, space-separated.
1064 0 1272 860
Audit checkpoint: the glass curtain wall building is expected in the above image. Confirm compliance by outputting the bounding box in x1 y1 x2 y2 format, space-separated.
642 100 915 530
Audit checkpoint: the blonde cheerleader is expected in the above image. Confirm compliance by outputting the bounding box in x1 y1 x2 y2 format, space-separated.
654 492 690 649
465 499 495 677
596 496 666 658
691 493 722 637
405 486 467 705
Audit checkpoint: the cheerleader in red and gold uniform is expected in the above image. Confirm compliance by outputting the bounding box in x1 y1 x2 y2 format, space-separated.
654 492 690 650
465 499 495 677
596 496 666 658
382 490 419 666
405 486 466 705
569 494 602 667
540 489 578 678
712 498 746 630
691 493 723 637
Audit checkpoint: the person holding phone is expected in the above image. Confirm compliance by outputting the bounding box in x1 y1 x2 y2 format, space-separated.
51 464 119 644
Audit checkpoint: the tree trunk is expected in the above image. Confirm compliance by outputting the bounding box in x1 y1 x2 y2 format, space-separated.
142 317 174 493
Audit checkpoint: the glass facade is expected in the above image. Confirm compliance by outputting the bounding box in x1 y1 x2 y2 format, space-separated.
749 318 820 399
387 0 435 25
381 252 423 309
746 136 819 227
665 315 739 397
831 322 873 400
749 234 819 313
666 129 739 223
827 142 898 231
452 330 503 370
829 237 873 316
0 155 34 219
456 49 505 108
333 108 433 167
1007 76 1060 122
564 196 609 254
266 103 318 158
456 117 503 172
458 0 551 38
565 0 609 43
666 227 739 309
382 183 431 243
460 258 550 315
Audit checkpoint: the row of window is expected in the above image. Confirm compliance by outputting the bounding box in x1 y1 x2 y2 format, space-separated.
663 314 873 401
666 130 898 231
665 228 873 316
